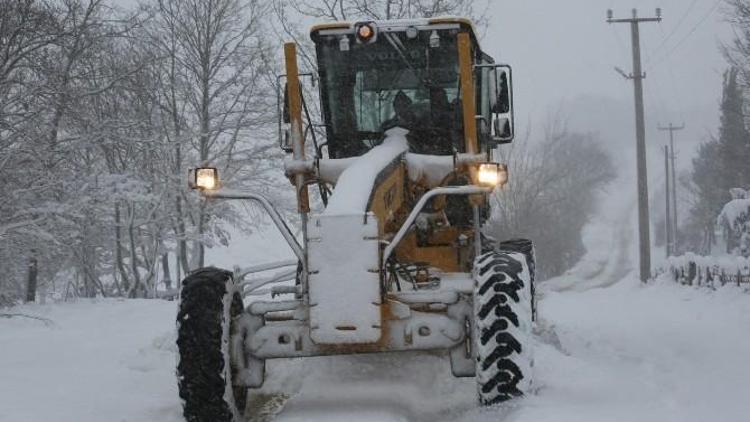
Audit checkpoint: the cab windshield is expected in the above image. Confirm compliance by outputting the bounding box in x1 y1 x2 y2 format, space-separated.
316 30 461 158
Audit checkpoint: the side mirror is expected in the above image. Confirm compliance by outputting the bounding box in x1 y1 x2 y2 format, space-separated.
277 79 293 153
281 129 293 153
276 72 318 154
493 71 510 114
491 65 514 143
282 83 290 124
493 117 512 142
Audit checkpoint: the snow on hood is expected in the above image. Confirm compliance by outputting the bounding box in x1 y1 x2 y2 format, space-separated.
404 153 454 186
323 128 409 216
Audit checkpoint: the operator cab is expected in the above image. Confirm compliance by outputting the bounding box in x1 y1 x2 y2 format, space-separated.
307 19 510 158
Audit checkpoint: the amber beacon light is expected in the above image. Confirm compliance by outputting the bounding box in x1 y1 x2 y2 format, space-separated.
356 22 376 43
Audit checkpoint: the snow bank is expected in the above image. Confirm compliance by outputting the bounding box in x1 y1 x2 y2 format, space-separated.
717 197 750 231
495 278 750 422
324 128 408 216
0 299 183 422
655 253 750 287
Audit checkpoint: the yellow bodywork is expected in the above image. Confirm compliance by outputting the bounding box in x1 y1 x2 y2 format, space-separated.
366 162 475 273
287 18 486 346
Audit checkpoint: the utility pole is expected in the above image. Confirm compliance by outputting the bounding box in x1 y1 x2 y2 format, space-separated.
664 145 673 257
659 122 684 254
608 8 662 283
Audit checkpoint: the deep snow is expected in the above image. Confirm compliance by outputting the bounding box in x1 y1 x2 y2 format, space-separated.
2 178 750 421
0 299 183 422
2 275 749 421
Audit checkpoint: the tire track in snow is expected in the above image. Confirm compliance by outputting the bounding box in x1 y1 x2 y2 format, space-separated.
250 352 479 422
546 186 637 292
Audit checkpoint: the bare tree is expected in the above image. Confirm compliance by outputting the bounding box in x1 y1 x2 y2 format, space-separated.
148 0 278 270
0 0 301 300
488 121 616 278
282 0 489 27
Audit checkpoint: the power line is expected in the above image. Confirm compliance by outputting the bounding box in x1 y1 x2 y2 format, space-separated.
650 0 700 57
649 0 722 69
650 10 689 124
662 52 687 124
640 29 671 117
636 32 671 126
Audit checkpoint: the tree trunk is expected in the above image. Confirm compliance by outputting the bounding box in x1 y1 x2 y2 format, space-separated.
114 203 130 293
161 253 172 290
137 235 155 297
176 196 190 275
25 250 38 303
127 204 142 298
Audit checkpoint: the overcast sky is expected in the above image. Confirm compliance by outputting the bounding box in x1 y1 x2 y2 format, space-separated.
485 0 732 154
121 0 732 167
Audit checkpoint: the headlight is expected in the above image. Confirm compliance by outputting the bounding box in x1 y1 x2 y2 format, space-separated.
478 163 508 187
193 167 219 190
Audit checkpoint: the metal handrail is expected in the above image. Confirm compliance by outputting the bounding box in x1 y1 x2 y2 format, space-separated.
203 189 304 264
235 259 297 280
241 268 298 294
382 185 491 265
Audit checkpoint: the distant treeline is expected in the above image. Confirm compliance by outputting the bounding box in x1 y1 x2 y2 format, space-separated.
680 0 750 255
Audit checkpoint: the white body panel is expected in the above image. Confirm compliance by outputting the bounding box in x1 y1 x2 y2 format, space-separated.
308 213 382 344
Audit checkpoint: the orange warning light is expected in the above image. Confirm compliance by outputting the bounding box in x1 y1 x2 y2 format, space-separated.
357 24 375 42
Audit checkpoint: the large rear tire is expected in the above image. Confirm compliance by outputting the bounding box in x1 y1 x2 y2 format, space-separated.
473 243 535 405
497 239 536 322
177 267 248 422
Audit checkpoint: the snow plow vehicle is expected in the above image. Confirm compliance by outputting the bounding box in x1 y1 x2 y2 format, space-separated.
177 18 535 421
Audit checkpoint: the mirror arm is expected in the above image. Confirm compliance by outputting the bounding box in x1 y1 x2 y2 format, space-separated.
475 115 491 147
475 115 489 129
491 136 513 145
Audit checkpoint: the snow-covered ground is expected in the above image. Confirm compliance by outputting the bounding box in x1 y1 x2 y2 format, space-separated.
2 276 749 421
505 279 750 422
0 299 183 422
2 185 750 421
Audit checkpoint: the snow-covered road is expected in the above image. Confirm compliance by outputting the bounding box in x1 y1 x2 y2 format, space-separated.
2 183 748 422
2 279 749 422
504 280 750 422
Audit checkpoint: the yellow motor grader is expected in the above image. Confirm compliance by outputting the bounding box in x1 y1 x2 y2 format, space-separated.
177 17 535 421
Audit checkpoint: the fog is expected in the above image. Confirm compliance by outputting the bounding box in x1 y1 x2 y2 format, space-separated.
487 0 732 169
2 1 750 421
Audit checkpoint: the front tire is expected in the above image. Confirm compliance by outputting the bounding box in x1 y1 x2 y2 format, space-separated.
177 267 248 422
473 246 534 405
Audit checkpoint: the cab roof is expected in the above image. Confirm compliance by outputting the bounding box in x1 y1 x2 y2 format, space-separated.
309 17 481 48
